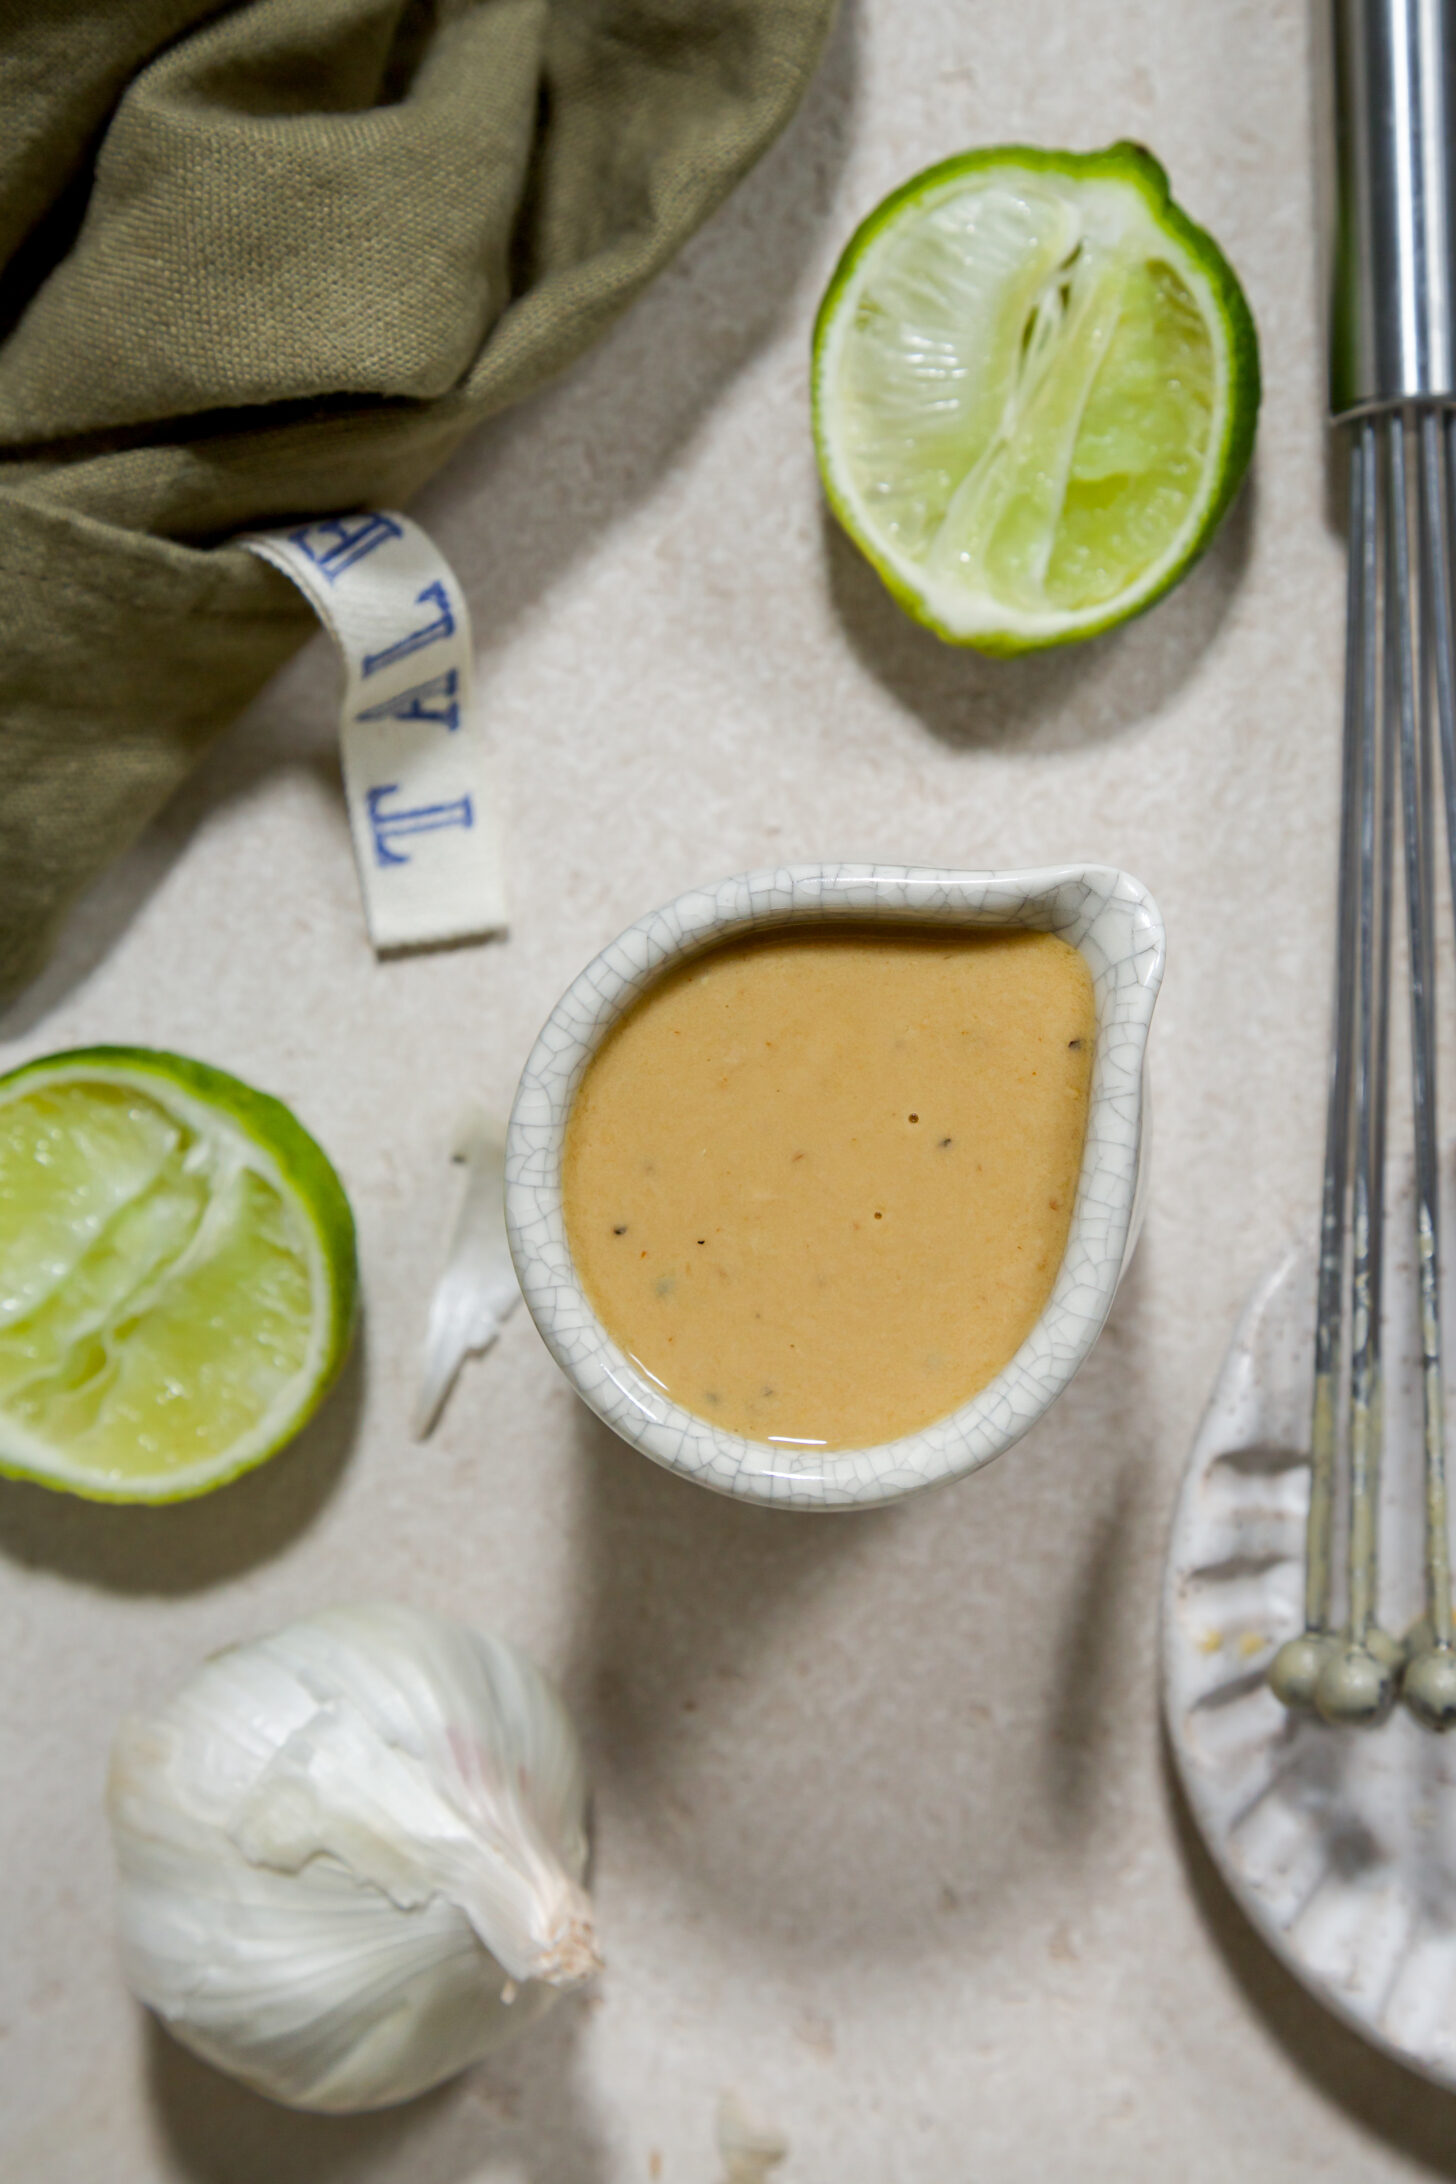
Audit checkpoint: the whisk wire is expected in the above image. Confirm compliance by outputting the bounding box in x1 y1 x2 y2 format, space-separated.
1305 430 1374 1640
1391 411 1445 1664
1347 416 1394 1660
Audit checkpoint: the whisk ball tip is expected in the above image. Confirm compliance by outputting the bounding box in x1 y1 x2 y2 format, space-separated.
1314 1645 1397 1726
1402 1649 1456 1731
1268 1633 1334 1709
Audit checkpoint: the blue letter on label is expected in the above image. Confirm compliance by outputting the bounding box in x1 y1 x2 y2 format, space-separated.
362 581 456 677
353 668 460 734
288 513 402 581
367 783 474 867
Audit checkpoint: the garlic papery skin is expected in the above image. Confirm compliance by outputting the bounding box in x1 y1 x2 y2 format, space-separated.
106 1603 599 2113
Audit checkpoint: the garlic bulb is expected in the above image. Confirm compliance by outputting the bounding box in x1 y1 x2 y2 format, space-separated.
106 1603 599 2113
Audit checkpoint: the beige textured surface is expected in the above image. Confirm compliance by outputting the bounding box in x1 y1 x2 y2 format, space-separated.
4 2 1451 2177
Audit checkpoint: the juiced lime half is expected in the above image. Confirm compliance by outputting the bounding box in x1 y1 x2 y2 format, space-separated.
812 143 1260 653
0 1048 357 1502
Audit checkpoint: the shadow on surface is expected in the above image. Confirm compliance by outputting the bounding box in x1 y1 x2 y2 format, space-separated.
0 1330 364 1595
823 465 1257 754
0 818 206 1047
424 0 859 657
1168 1738 1456 2180
561 1244 1157 1963
1043 1440 1148 1837
146 1991 609 2184
560 1403 875 1784
0 700 345 1046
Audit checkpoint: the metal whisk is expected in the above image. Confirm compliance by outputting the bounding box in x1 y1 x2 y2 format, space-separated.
1270 0 1456 1729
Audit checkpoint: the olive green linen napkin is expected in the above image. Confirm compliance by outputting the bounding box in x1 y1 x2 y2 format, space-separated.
0 0 835 998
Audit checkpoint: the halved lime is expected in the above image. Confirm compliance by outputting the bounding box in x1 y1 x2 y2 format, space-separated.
0 1048 357 1502
812 142 1259 653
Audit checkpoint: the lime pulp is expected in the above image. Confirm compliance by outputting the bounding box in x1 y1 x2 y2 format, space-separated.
0 1048 357 1501
812 143 1260 653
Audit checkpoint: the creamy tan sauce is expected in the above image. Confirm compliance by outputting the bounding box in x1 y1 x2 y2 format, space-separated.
562 926 1095 1449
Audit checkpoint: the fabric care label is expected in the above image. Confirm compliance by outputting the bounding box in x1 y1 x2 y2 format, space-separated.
243 513 507 952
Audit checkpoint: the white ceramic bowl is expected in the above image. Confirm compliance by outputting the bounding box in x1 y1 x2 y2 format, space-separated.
505 865 1164 1510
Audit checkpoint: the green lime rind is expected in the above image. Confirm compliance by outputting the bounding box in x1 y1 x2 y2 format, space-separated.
0 1046 358 1504
812 141 1261 656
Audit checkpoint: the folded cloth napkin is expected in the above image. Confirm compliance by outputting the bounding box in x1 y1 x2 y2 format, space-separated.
0 0 835 999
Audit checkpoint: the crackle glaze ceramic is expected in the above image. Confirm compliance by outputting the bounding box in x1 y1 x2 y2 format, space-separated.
1163 1147 1456 2089
505 865 1163 1509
